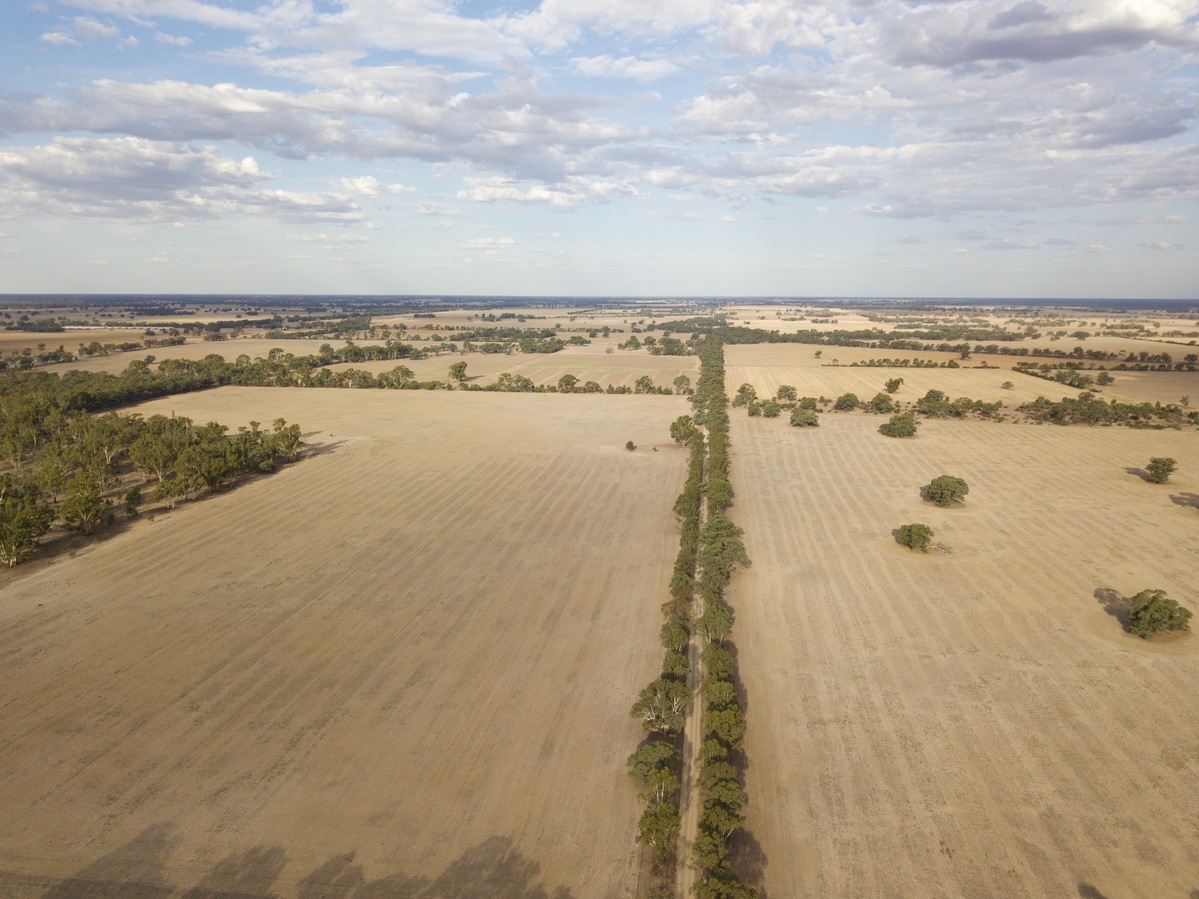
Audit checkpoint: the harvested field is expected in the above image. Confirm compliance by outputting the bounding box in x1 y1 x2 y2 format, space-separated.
0 389 691 898
727 411 1199 897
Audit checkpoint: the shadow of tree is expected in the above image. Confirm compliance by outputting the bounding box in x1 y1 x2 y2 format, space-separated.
728 827 767 898
1094 587 1131 632
1170 492 1199 510
14 829 575 899
1078 884 1112 899
1124 466 1151 482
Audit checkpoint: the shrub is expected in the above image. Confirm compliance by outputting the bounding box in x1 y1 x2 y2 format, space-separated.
867 392 895 414
879 412 919 437
833 392 859 411
761 401 781 418
790 408 819 427
626 440 636 451
897 523 933 552
925 475 969 507
1128 589 1193 638
885 377 904 394
1146 457 1176 484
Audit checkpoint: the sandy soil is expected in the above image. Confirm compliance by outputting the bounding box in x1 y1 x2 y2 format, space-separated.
0 389 691 899
726 410 1199 897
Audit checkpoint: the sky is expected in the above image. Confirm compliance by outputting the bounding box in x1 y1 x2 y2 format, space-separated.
1 0 1197 298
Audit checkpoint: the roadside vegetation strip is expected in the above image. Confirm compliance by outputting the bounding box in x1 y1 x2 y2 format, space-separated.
629 423 703 898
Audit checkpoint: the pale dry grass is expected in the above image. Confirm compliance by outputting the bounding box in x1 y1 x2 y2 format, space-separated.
0 389 690 898
726 411 1199 897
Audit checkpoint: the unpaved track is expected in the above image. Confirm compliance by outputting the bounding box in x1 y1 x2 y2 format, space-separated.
0 389 690 898
727 412 1199 897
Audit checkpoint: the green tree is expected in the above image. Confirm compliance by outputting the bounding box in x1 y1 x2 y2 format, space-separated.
776 384 797 401
879 412 919 437
790 408 819 427
670 415 700 446
885 377 904 394
867 392 895 414
925 475 969 507
732 383 756 407
1128 589 1193 638
631 678 692 735
634 375 656 394
626 440 637 451
448 360 468 382
897 522 934 552
637 799 680 864
557 373 579 393
673 374 692 395
627 740 678 783
0 475 54 567
833 392 859 411
760 400 781 418
61 485 113 535
1146 457 1177 484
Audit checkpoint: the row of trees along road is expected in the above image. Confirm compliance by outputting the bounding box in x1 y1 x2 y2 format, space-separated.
629 334 756 898
0 392 302 566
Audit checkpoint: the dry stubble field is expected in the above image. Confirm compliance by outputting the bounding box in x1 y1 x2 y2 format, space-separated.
728 409 1199 897
0 389 691 898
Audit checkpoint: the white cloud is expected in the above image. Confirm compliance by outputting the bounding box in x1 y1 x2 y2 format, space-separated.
73 16 119 39
573 55 679 81
40 32 78 45
386 182 419 194
338 175 382 197
155 32 193 46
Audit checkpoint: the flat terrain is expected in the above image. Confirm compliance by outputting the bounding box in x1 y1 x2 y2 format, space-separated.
727 410 1199 897
0 389 691 898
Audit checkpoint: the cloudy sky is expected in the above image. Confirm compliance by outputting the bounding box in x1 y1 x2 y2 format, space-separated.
2 0 1197 298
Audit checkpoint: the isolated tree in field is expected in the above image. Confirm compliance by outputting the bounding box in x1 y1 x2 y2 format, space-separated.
557 373 578 393
867 392 895 414
925 475 969 507
879 412 919 437
732 383 756 407
1001 381 1014 390
897 522 934 552
0 475 54 567
885 377 904 394
790 408 819 427
833 392 859 411
776 384 797 401
1128 589 1193 638
1146 457 1177 484
626 440 636 451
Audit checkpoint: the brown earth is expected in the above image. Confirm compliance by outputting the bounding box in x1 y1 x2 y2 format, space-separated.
0 389 691 899
726 410 1199 897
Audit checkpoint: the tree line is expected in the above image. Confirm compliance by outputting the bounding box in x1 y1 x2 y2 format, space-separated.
0 396 302 566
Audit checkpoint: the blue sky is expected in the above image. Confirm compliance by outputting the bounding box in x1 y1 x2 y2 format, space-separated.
1 0 1197 297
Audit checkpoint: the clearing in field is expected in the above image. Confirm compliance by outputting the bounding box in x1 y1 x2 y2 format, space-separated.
727 410 1199 897
0 389 691 898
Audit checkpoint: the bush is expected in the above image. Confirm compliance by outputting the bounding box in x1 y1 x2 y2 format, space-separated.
885 377 903 394
790 408 819 427
761 401 781 418
925 475 969 507
1128 589 1193 638
897 522 933 552
867 392 895 414
1146 457 1177 484
879 412 919 437
626 440 636 451
833 392 859 411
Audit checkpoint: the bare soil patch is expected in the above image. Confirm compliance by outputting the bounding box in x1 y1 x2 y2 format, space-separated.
727 412 1199 897
0 389 690 898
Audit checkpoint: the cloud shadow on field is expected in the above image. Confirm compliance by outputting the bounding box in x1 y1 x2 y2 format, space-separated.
1094 587 1131 631
1170 492 1199 510
11 827 574 899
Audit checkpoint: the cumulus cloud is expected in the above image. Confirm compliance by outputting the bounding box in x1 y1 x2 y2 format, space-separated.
338 175 382 197
573 55 679 81
0 136 362 224
155 32 193 46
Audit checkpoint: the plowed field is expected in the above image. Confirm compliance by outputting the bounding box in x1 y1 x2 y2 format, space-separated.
0 389 689 898
727 410 1199 897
